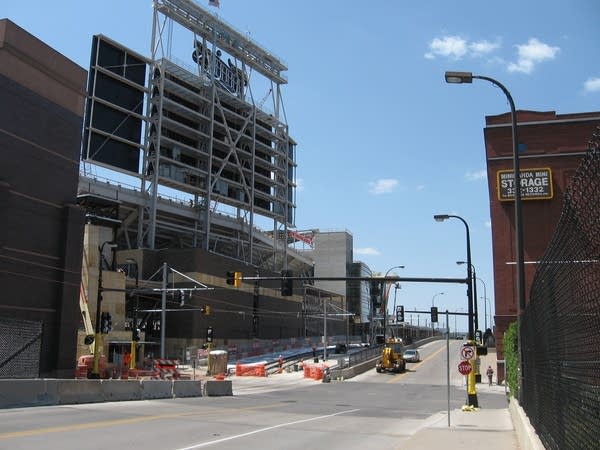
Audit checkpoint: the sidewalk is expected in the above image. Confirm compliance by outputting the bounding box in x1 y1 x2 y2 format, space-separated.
398 348 520 449
401 400 519 449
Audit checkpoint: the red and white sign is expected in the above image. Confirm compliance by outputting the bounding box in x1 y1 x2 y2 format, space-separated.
458 360 472 375
460 346 475 360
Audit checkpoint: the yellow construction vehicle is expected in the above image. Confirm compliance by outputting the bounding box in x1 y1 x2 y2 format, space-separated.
375 338 406 373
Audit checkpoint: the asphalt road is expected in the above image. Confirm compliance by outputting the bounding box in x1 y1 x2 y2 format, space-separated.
0 339 506 450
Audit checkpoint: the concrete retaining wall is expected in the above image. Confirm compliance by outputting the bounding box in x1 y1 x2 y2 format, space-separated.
173 380 203 398
509 397 545 450
0 379 58 408
57 380 104 405
140 380 173 400
205 380 232 396
0 378 204 409
103 380 142 402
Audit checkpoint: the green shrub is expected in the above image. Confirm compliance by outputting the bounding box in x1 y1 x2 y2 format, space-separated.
504 321 519 398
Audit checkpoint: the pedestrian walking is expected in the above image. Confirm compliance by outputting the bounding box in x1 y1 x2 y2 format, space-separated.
486 365 494 386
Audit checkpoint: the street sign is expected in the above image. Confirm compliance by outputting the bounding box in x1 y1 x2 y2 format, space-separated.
458 360 472 375
460 345 475 360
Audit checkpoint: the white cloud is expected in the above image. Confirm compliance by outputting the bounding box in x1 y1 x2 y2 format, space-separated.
465 169 487 181
485 220 491 228
425 36 501 60
425 36 467 60
508 38 559 74
295 178 305 192
583 77 600 93
355 247 381 256
416 184 425 191
469 39 501 57
368 178 398 195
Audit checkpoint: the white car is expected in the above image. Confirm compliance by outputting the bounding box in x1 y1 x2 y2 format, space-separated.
403 349 421 363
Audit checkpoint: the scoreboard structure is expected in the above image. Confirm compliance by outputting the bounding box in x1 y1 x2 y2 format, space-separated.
82 0 304 271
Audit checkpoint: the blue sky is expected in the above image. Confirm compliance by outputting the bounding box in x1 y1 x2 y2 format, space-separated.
5 0 599 332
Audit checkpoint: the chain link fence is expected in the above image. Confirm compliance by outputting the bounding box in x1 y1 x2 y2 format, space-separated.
0 318 42 378
523 127 600 450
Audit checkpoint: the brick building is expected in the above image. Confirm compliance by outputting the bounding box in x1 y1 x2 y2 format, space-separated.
0 19 87 377
484 110 600 382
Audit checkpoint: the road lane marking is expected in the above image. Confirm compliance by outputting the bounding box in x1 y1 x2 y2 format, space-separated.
175 408 361 449
386 343 448 383
0 403 278 440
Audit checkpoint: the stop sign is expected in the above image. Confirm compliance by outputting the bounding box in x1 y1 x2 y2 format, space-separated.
458 360 472 375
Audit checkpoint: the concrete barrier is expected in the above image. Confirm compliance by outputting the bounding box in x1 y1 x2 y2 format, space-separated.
509 397 545 450
57 380 103 405
140 380 173 399
0 379 58 408
205 380 232 396
173 380 202 398
102 379 142 402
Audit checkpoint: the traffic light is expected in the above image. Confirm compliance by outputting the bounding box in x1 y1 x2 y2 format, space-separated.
226 271 242 287
396 305 404 323
431 306 438 323
281 270 293 296
101 312 112 334
203 305 211 315
370 280 382 306
206 326 213 343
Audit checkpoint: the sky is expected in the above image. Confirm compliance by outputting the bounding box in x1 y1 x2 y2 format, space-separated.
5 0 599 333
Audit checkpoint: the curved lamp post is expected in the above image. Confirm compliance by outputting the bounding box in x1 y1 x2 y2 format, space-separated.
383 265 405 338
434 214 474 340
445 71 524 399
435 214 478 406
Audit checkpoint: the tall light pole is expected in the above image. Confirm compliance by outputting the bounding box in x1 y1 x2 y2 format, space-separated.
435 214 478 407
91 240 117 379
431 292 444 334
434 215 474 340
383 265 405 338
445 71 525 396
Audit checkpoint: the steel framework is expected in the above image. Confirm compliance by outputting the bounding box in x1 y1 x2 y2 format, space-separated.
80 0 307 273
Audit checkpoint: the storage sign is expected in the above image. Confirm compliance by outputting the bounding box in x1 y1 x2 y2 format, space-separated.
497 167 553 201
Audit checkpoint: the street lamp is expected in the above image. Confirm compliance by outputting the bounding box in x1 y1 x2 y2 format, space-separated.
383 265 405 338
483 296 492 331
434 214 474 340
91 240 117 379
431 292 444 334
457 261 482 336
126 258 139 370
445 71 525 395
445 72 525 358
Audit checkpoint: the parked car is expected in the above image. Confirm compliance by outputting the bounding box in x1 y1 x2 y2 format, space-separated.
403 349 420 363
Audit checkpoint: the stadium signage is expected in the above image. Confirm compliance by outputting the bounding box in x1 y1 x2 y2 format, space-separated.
192 42 247 95
497 167 553 201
